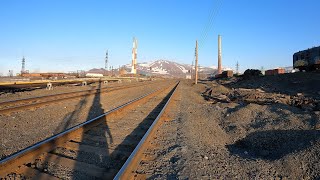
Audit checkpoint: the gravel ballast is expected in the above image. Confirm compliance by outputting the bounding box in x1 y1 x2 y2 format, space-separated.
140 77 320 179
0 80 171 160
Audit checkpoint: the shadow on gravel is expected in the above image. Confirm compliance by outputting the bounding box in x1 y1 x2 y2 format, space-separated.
222 72 320 98
54 88 94 133
109 84 177 177
227 130 320 160
197 80 211 85
225 103 246 114
29 80 111 179
71 80 112 179
0 85 39 94
27 82 174 179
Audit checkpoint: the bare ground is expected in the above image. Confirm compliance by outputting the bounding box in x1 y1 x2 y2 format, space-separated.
2 72 320 179
0 80 170 160
142 72 320 179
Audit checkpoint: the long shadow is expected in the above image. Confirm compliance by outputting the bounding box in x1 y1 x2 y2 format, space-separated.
29 81 103 179
0 85 39 94
70 80 112 179
223 72 320 98
227 130 320 161
53 91 91 133
28 81 173 178
197 79 211 85
108 84 177 177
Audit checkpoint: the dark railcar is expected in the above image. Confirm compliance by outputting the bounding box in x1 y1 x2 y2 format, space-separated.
293 46 320 71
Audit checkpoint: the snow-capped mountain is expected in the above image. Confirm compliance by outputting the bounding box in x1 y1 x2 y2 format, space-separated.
87 60 232 78
125 60 220 78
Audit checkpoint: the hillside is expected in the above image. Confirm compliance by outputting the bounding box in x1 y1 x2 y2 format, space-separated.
87 60 233 78
125 60 220 78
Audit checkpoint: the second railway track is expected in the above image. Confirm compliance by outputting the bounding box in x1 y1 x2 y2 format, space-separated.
0 81 179 179
0 80 160 114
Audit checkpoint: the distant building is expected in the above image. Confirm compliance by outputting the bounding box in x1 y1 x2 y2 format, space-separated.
265 68 285 75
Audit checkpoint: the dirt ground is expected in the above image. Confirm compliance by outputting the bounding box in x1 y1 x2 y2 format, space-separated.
1 72 320 179
142 72 320 179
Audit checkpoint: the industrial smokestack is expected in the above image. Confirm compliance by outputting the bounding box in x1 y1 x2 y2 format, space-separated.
218 35 222 74
21 56 25 74
135 38 138 74
105 50 108 70
131 37 138 74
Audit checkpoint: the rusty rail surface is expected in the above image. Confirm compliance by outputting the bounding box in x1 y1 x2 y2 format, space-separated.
114 81 179 179
0 81 159 114
0 81 179 179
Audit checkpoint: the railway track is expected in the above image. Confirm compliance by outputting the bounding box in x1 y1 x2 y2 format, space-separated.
0 78 122 92
0 81 179 179
0 81 159 114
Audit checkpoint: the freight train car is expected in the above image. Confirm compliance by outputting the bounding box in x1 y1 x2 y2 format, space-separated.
293 46 320 71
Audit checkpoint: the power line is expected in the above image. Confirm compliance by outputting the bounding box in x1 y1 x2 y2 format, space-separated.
199 0 222 49
236 61 239 74
198 2 216 45
198 0 223 49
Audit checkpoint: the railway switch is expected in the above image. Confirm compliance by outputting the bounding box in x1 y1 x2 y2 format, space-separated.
46 83 53 90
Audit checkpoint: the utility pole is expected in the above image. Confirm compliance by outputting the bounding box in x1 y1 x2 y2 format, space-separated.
195 40 199 84
261 66 265 75
111 66 114 76
191 60 194 79
105 50 108 76
236 61 239 75
218 35 222 74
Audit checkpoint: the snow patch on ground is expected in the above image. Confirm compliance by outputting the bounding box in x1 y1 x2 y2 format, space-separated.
139 62 151 67
177 65 189 73
152 67 168 74
223 67 233 71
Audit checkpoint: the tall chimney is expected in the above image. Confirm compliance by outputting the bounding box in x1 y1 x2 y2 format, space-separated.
131 37 138 74
135 38 138 74
21 56 25 74
218 35 222 74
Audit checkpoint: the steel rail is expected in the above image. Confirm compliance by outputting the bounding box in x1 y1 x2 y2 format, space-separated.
0 78 117 91
0 81 155 107
0 81 177 177
0 81 159 114
114 81 179 179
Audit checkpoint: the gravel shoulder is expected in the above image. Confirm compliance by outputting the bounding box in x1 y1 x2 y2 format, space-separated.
142 76 320 179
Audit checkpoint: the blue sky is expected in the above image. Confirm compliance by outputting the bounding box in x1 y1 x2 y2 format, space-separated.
0 0 319 75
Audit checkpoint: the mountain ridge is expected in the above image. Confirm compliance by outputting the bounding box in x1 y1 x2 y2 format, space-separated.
88 60 232 77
